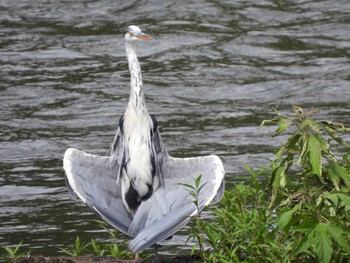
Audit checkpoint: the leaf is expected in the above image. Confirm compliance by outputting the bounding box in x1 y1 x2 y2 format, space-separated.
301 118 319 132
274 117 293 136
328 161 350 188
298 134 309 165
294 235 311 255
277 166 286 189
267 191 283 215
270 161 287 191
314 223 332 263
195 175 202 189
321 121 350 149
325 224 350 254
74 236 81 250
245 164 256 179
323 192 339 207
308 134 323 180
325 166 341 191
277 204 301 230
284 133 301 151
3 246 15 258
321 120 344 130
188 190 196 198
60 248 74 257
293 217 318 233
261 118 279 127
198 182 208 194
179 183 195 190
337 193 350 206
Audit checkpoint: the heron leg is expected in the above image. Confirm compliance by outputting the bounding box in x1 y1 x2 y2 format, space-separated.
152 243 161 262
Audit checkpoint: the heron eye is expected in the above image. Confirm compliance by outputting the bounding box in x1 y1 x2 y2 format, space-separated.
128 32 135 37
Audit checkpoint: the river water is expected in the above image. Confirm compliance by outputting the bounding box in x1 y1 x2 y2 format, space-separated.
1 0 349 258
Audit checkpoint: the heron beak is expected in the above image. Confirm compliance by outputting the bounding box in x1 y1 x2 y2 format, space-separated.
136 33 152 40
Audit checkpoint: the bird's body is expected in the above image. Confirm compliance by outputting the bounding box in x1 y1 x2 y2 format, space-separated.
63 25 225 253
116 27 160 214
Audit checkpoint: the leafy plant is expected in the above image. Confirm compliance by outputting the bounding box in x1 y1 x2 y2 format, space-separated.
91 220 132 259
182 175 208 262
262 106 350 262
60 220 132 259
201 167 285 263
60 236 90 257
2 241 31 262
189 106 350 263
89 238 106 257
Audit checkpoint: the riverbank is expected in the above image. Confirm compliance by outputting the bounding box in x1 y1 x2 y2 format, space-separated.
14 255 198 263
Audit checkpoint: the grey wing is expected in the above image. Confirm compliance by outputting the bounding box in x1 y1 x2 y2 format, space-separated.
63 148 132 235
162 155 225 206
129 152 225 253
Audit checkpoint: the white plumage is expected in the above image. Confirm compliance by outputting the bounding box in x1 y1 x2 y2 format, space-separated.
63 25 225 253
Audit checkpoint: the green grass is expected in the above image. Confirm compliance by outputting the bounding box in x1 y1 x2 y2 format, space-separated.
1 241 31 262
60 220 133 259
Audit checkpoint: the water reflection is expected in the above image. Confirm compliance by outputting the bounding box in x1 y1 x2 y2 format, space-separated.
1 0 349 257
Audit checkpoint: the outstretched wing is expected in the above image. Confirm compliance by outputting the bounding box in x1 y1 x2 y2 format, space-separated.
63 148 132 235
129 153 225 253
63 118 225 253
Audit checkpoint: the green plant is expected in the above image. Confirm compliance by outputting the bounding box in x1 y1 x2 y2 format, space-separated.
262 106 350 263
188 106 350 263
182 175 208 262
89 238 106 257
2 241 31 262
92 219 118 239
201 167 285 263
91 220 132 259
60 236 90 256
60 221 132 259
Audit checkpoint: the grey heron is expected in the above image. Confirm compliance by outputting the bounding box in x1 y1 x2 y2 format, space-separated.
63 25 225 254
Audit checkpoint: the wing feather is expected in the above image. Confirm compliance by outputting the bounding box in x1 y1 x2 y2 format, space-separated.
63 121 225 253
128 154 225 252
63 148 132 235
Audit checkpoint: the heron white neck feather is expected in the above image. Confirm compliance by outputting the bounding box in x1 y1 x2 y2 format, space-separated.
124 40 152 144
123 40 155 201
126 42 144 110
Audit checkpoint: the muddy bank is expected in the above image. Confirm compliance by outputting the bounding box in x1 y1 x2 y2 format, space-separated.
14 255 199 263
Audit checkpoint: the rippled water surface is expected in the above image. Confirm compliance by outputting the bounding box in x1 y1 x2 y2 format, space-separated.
1 0 350 258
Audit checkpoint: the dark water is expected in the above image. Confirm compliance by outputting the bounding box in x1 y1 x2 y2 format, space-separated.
1 0 350 259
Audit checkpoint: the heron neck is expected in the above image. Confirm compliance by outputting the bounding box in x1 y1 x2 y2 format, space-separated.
126 42 144 109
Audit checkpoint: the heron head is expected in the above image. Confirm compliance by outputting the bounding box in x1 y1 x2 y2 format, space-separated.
125 25 152 42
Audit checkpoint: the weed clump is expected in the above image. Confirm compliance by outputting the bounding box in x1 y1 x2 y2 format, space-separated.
189 106 350 263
